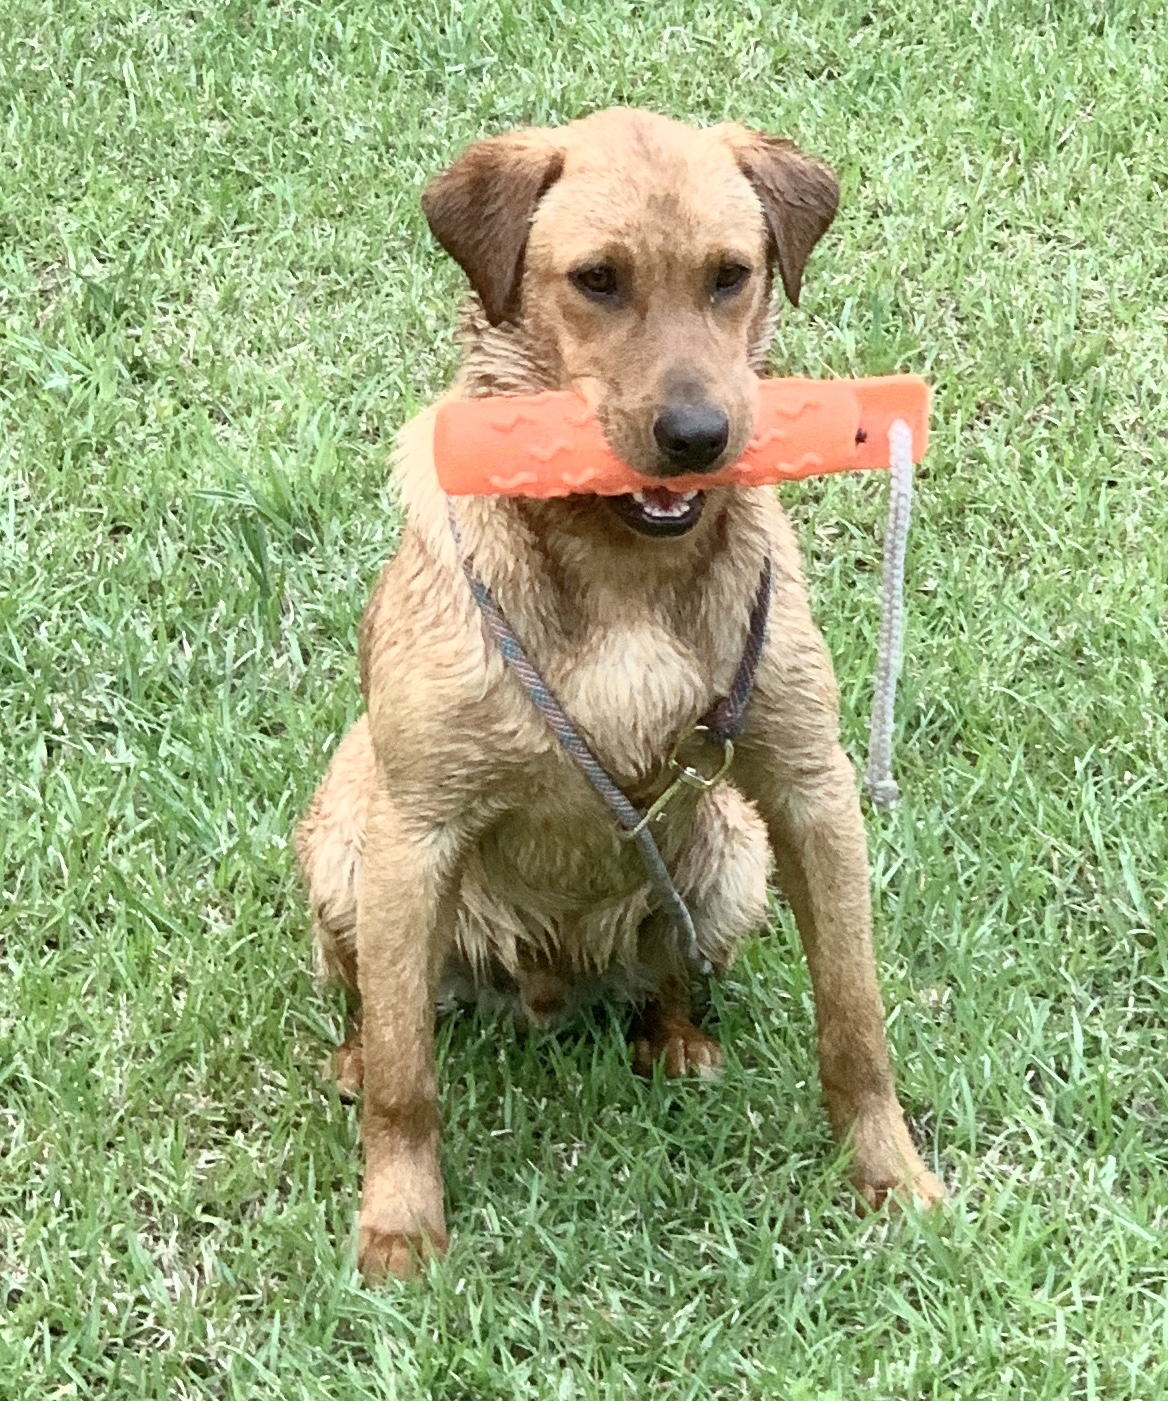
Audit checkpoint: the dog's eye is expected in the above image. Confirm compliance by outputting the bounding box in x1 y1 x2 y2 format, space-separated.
713 263 750 297
570 264 620 301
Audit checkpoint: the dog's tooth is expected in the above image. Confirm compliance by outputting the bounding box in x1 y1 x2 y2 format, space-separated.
632 491 646 504
680 490 697 501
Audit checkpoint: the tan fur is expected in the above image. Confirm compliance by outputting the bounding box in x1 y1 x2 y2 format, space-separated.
295 108 944 1281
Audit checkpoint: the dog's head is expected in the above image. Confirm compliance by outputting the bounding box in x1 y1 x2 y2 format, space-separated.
422 108 838 539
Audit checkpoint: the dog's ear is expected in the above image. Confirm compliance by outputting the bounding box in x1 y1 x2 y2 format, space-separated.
421 133 565 326
722 128 839 307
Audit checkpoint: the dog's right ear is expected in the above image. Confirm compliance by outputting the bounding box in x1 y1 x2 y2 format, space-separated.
421 133 565 326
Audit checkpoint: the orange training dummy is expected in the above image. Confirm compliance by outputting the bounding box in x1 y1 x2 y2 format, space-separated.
434 374 929 497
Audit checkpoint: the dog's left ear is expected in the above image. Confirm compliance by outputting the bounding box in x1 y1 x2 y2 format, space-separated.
721 128 839 307
421 132 565 326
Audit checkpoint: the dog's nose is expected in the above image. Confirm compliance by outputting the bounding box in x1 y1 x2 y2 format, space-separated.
652 404 730 472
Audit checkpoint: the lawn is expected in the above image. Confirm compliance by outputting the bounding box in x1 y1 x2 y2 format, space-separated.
2 0 1166 1396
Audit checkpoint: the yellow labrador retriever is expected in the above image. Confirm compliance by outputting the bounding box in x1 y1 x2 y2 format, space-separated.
296 107 944 1282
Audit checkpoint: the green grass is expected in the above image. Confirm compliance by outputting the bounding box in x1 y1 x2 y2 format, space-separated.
2 0 1166 1395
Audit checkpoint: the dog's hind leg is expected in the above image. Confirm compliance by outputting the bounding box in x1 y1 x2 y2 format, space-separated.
630 978 724 1079
295 714 377 1094
631 784 771 1079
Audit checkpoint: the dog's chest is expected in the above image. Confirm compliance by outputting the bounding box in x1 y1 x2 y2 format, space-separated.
541 616 713 788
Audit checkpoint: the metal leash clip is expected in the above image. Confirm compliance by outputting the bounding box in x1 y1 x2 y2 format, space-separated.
621 725 735 842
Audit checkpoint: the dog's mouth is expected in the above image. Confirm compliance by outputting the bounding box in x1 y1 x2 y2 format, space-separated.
606 486 706 538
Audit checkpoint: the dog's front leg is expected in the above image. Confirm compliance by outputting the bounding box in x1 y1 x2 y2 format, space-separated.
735 735 944 1210
355 786 462 1282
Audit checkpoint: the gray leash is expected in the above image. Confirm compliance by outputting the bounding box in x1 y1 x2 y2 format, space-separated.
448 501 770 977
864 418 915 807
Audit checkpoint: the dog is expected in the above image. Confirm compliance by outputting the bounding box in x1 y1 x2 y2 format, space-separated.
295 107 944 1282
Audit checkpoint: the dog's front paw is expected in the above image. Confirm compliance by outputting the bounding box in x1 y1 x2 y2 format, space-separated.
358 1135 447 1283
855 1163 946 1213
850 1102 946 1212
358 1224 447 1282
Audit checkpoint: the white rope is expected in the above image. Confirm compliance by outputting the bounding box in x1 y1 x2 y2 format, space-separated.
864 418 914 808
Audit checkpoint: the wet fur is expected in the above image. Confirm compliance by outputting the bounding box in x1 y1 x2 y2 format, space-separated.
294 108 944 1282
